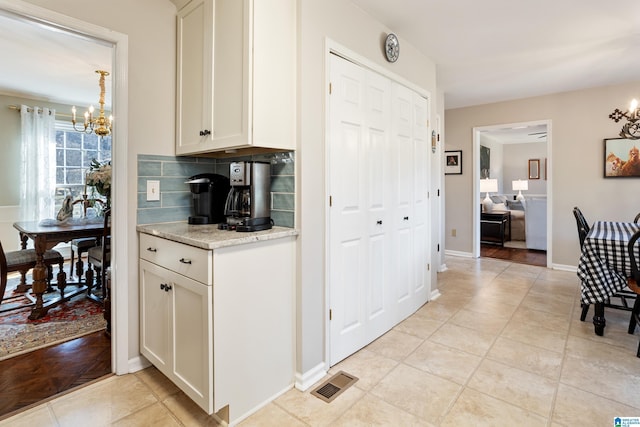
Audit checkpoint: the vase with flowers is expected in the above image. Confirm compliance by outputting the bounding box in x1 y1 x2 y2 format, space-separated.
86 159 111 212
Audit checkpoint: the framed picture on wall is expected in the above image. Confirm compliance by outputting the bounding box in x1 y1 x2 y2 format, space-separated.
480 145 490 178
604 138 640 178
444 150 462 175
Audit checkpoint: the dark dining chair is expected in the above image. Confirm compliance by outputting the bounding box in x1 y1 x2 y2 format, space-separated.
0 238 64 308
573 207 636 321
86 208 110 303
626 230 640 357
69 237 97 280
573 207 590 248
634 212 640 223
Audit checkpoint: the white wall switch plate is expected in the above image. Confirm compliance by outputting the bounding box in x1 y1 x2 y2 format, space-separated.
147 180 160 201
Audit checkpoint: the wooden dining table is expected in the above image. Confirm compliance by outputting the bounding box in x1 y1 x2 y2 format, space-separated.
13 219 105 320
577 220 640 336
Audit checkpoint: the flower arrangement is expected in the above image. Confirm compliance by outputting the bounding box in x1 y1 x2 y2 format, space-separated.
86 159 111 207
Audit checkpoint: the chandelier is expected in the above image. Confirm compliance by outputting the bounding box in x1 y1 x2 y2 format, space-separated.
71 70 113 137
609 99 640 139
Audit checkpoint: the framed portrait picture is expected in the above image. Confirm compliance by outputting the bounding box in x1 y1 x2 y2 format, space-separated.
604 138 640 178
444 150 462 175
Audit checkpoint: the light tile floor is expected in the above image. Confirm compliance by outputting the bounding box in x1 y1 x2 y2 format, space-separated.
3 255 640 426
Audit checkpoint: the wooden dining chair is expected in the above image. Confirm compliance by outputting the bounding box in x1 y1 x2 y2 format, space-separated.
69 237 98 280
573 207 636 321
86 208 111 302
626 230 640 357
0 239 64 307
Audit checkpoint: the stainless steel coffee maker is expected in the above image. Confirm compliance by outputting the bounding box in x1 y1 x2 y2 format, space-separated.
220 161 272 232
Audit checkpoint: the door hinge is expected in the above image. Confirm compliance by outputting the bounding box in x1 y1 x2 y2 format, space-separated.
427 263 430 271
437 189 440 197
437 133 440 142
329 195 332 207
329 309 332 320
437 244 440 252
329 82 332 95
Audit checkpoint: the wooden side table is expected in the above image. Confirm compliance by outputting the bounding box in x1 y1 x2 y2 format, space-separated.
481 211 511 246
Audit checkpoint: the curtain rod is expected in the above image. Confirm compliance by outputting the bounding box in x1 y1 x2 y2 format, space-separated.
8 104 72 119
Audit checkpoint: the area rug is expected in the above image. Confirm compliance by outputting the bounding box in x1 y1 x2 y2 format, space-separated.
0 275 106 361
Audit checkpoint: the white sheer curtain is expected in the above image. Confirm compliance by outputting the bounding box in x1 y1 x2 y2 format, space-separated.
20 105 56 222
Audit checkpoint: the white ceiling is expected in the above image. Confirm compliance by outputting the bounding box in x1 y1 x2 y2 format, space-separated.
2 1 640 114
351 0 640 109
0 11 112 108
480 123 547 145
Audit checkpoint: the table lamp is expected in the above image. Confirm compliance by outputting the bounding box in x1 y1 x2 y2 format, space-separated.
480 178 498 212
512 179 528 202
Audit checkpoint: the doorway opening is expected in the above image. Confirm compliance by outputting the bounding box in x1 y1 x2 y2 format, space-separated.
0 0 127 415
473 120 552 268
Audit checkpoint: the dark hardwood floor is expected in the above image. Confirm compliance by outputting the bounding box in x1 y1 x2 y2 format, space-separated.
481 243 547 267
0 330 111 419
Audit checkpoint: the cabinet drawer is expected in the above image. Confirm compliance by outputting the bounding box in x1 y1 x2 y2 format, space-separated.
140 233 212 285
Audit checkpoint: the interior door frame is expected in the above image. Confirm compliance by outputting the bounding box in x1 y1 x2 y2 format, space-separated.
324 39 433 370
0 0 130 374
472 119 553 267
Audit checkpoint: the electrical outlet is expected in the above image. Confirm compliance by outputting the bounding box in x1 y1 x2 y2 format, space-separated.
147 180 160 201
451 228 457 237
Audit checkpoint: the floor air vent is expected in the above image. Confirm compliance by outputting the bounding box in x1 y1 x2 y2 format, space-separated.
311 371 358 403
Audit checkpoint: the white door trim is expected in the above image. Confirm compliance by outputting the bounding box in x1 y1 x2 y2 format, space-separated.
0 0 130 374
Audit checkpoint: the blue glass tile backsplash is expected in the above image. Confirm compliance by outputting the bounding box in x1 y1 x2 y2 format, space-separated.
137 152 295 227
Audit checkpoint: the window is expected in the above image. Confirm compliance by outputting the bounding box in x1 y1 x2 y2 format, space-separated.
54 121 111 214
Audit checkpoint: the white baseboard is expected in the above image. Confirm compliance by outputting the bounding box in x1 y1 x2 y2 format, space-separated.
552 263 577 272
444 250 473 258
430 289 442 301
127 355 151 373
294 362 326 391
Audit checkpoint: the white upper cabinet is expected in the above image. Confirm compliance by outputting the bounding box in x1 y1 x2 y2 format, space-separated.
176 0 295 155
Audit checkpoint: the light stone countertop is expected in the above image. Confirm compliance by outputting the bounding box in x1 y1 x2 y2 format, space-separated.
136 222 298 250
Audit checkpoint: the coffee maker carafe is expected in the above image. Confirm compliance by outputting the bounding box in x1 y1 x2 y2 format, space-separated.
221 161 272 232
186 173 230 224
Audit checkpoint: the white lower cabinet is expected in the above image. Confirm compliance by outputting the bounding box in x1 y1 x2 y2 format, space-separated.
140 259 213 411
139 232 295 425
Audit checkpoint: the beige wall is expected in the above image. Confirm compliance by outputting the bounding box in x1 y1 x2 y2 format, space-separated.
298 0 438 376
444 80 640 267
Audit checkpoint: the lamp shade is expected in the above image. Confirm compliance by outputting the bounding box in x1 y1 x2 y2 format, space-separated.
480 178 498 193
512 180 529 191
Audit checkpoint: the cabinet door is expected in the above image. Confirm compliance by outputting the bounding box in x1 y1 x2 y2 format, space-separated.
140 259 213 414
176 0 214 154
140 260 171 372
172 271 213 413
210 0 249 149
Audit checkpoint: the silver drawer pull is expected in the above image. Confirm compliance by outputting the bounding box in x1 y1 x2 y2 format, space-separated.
147 247 157 252
179 258 192 265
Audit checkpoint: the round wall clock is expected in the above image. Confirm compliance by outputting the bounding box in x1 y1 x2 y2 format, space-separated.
384 33 399 63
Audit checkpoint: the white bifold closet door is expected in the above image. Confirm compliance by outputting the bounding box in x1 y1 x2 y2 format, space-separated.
328 53 430 365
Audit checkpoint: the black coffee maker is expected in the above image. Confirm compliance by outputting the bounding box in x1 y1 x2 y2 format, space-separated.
186 173 230 224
